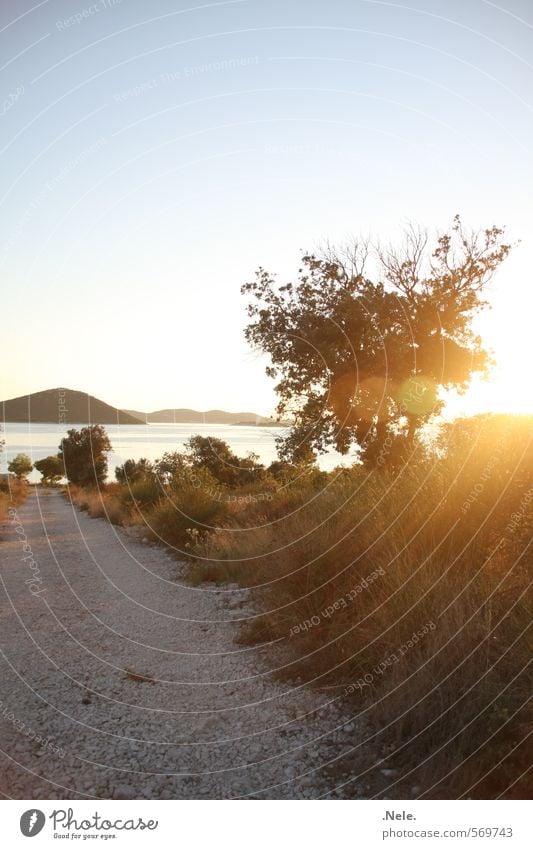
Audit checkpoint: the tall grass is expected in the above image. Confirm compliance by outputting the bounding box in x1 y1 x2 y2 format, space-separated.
67 483 127 526
188 414 532 798
0 476 30 523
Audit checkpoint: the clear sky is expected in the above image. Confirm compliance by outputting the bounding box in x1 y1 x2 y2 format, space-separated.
1 0 532 415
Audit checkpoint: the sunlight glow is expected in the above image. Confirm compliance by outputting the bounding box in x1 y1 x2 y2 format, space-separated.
444 368 532 419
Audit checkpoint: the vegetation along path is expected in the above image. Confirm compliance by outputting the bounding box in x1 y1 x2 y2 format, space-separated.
0 487 358 799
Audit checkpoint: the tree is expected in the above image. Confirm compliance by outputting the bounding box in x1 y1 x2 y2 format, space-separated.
242 216 511 467
8 453 33 479
34 455 64 485
185 435 265 486
152 451 189 485
59 425 111 487
115 457 153 485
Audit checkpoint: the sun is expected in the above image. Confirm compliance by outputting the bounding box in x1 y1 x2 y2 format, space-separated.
444 367 532 419
441 275 533 419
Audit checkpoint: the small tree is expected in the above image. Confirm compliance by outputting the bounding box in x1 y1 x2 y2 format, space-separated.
34 455 64 485
8 453 33 480
115 457 153 484
59 425 111 487
152 452 190 486
185 435 265 486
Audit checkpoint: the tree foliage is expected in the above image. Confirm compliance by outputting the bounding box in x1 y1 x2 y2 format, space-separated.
34 455 64 485
242 216 511 466
8 453 33 479
152 452 190 485
115 457 153 485
114 437 269 494
185 435 266 487
59 425 111 487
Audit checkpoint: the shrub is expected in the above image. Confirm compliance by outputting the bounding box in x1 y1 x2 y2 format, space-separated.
115 457 153 484
120 475 162 509
147 470 230 552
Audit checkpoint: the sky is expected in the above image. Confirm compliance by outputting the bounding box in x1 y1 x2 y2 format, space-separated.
1 0 532 416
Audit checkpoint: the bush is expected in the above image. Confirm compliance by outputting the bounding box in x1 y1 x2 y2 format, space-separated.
120 475 162 509
115 457 153 484
147 469 230 552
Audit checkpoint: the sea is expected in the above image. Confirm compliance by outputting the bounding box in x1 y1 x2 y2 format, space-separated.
0 422 350 482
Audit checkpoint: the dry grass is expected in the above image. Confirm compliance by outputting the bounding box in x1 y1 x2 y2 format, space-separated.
188 415 532 798
67 484 129 526
0 477 30 524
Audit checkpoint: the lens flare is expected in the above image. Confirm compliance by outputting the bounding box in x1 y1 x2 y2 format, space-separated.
397 376 437 416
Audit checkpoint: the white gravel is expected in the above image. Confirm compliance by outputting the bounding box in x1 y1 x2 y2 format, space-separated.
0 488 365 799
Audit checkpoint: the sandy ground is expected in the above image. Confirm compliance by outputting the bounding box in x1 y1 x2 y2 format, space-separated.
0 488 365 799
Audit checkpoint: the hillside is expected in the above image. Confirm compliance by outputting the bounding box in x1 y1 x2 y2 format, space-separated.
1 389 144 425
2 389 285 426
136 408 281 425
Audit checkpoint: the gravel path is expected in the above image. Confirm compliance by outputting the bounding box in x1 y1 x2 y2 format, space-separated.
0 488 362 799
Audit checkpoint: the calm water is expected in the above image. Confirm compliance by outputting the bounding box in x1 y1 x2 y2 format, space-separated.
0 422 348 482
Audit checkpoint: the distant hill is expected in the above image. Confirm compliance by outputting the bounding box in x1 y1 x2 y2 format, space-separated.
2 388 286 427
123 408 284 425
124 410 148 423
1 389 144 425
